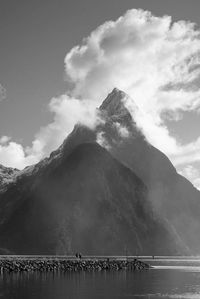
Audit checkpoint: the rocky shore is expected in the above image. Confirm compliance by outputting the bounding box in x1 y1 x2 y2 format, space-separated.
0 258 150 273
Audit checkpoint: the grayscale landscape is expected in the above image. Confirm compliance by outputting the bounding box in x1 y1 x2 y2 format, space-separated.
1 0 200 298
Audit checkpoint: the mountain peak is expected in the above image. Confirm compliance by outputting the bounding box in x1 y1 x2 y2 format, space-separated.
99 88 130 118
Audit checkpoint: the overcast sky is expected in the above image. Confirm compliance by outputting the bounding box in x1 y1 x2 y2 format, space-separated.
1 0 200 188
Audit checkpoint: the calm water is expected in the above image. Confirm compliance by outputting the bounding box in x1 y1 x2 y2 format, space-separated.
1 258 200 299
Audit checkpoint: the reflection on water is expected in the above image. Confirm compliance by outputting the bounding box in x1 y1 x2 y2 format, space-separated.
1 259 200 298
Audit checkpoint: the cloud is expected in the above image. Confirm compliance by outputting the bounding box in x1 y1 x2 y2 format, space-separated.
0 141 29 169
64 8 200 187
65 9 200 107
1 8 200 190
0 136 11 144
96 131 110 149
114 122 129 138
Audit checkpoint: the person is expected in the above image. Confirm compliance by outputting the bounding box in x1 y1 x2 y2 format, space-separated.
75 253 79 258
79 253 82 259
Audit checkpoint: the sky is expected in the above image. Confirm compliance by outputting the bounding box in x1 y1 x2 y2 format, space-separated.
1 0 200 189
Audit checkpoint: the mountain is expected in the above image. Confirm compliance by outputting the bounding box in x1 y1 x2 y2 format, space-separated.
0 143 180 255
43 87 200 254
0 88 199 255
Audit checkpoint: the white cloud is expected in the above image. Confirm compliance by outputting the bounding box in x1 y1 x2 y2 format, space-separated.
0 141 30 169
114 122 129 138
65 9 200 109
64 8 200 188
170 137 200 166
0 136 11 145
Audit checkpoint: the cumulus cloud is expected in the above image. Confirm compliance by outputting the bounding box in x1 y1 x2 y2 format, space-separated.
1 8 200 189
65 9 200 107
0 139 30 169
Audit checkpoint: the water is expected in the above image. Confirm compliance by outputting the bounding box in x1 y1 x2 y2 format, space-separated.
1 258 200 298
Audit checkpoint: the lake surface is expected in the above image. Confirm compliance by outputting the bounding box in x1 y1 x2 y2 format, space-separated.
1 258 200 298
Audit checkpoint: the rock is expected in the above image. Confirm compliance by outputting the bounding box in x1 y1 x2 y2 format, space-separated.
0 258 150 273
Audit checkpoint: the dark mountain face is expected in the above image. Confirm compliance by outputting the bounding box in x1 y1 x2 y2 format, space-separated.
0 88 199 255
0 143 180 255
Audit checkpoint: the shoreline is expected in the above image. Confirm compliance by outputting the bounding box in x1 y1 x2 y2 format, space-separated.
0 258 150 273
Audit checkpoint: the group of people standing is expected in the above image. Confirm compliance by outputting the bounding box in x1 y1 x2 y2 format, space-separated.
75 253 82 259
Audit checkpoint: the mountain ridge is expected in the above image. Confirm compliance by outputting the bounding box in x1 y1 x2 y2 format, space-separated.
0 88 199 254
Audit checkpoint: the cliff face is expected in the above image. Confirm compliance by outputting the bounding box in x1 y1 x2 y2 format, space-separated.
0 88 199 255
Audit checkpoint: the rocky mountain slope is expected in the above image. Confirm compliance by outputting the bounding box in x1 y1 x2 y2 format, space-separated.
0 165 19 188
